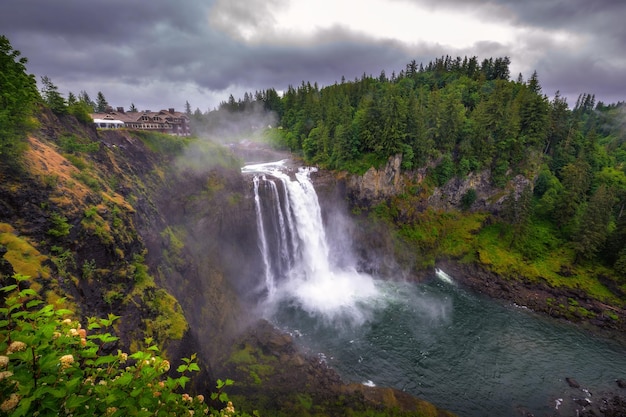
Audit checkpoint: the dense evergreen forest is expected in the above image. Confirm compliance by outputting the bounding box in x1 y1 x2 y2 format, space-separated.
192 55 626 284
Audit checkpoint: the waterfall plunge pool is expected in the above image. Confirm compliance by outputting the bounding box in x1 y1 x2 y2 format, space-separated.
242 161 626 417
269 276 626 417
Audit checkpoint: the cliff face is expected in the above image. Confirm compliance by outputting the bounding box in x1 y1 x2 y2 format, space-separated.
0 110 261 388
343 153 531 213
345 154 406 205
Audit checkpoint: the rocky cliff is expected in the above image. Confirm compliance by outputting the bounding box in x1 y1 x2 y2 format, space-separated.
344 153 531 213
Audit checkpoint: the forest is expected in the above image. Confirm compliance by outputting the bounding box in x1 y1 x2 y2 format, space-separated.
191 55 626 284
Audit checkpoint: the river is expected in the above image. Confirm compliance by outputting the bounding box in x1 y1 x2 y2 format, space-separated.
243 160 626 417
270 274 626 416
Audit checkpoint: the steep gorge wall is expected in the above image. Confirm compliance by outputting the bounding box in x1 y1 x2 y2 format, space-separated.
0 111 265 389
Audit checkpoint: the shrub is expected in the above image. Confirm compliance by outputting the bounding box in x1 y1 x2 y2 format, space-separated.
432 154 454 186
460 188 477 210
58 134 99 154
0 274 244 416
47 213 71 238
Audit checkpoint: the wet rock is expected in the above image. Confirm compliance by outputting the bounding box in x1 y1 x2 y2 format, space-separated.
346 154 405 206
567 377 581 388
617 379 626 389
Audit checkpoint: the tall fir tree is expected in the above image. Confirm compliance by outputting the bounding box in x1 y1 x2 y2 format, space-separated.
96 91 109 113
40 76 67 114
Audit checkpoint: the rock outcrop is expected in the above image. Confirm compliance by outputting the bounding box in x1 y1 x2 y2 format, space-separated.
346 154 405 205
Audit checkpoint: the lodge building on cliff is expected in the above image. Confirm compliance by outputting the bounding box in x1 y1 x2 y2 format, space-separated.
91 107 191 136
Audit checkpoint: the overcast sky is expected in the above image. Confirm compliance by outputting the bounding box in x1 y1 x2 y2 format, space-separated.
2 0 625 113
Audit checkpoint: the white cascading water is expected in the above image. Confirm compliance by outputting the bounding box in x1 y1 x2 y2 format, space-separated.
243 160 379 324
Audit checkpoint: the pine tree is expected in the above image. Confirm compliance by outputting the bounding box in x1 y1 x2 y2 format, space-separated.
40 75 67 114
555 157 592 235
78 90 96 111
67 91 77 106
96 91 109 113
129 103 138 112
501 184 533 247
573 184 615 262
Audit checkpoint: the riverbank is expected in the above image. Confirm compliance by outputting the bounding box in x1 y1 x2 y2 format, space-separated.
432 259 626 416
434 259 626 341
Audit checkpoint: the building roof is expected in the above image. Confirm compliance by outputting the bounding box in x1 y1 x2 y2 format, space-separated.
90 108 189 124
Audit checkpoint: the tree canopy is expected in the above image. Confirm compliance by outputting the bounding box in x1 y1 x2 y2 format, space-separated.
0 35 40 162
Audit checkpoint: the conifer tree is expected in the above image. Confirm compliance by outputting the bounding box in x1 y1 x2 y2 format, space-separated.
96 91 109 113
573 184 615 262
78 90 96 111
40 75 67 114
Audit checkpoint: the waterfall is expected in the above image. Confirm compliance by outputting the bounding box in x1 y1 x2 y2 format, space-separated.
252 175 275 298
244 160 379 323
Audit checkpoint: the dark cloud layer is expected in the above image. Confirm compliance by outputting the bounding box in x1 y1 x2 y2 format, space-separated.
1 0 624 112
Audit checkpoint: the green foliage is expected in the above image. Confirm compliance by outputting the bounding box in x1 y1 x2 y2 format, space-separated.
58 134 99 154
72 171 101 191
341 153 387 175
432 154 455 186
50 247 75 279
81 206 114 245
512 220 561 260
67 101 93 124
81 259 97 280
143 289 188 342
0 35 39 162
40 76 67 115
0 275 233 417
46 213 72 238
133 131 188 154
460 188 477 210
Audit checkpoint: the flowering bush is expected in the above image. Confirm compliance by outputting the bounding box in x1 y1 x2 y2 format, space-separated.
0 274 246 416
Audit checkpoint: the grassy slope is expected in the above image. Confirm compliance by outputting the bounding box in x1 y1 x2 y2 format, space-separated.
393 205 624 309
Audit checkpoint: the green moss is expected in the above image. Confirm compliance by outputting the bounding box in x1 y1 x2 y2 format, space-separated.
130 252 152 286
103 284 125 305
228 343 278 386
160 226 186 270
0 223 50 283
229 345 256 364
81 206 114 245
228 193 243 205
143 288 188 342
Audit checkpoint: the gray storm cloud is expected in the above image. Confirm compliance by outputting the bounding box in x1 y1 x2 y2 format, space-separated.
1 0 624 111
